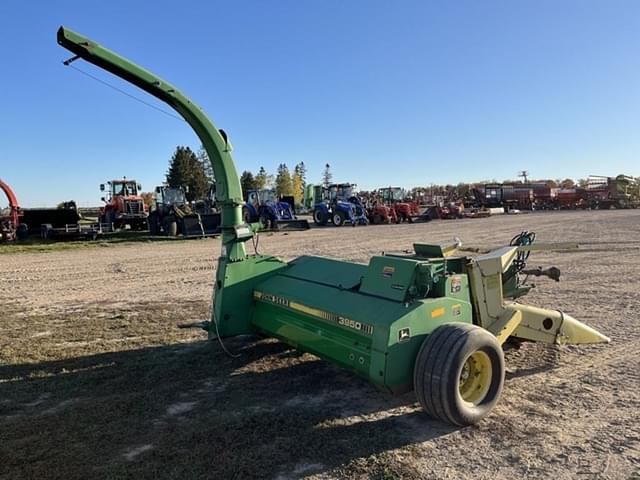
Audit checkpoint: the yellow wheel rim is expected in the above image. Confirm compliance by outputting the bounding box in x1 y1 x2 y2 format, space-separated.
459 351 492 406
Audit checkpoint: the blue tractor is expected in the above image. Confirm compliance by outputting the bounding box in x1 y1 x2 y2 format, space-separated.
242 189 310 231
312 183 369 227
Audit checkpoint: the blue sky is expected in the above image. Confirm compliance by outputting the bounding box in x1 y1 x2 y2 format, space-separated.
1 1 639 207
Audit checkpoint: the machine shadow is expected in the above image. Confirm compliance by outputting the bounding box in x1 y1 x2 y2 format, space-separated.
504 343 561 380
0 337 455 479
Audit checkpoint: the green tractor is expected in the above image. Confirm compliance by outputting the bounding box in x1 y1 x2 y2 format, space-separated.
58 27 609 426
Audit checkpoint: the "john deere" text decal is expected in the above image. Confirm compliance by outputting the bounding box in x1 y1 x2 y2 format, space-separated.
254 291 374 336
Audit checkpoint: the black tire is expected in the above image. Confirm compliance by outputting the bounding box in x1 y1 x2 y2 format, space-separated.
16 224 29 241
261 213 277 230
332 211 346 226
148 212 159 235
372 214 382 225
414 323 504 426
104 210 116 230
313 208 328 226
260 213 273 230
164 218 178 236
242 207 251 224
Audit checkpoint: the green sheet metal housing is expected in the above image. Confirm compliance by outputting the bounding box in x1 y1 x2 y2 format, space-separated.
251 252 473 393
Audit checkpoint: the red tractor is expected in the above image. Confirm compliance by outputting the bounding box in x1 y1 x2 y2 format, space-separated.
438 201 465 219
378 187 422 223
100 178 149 230
365 195 398 224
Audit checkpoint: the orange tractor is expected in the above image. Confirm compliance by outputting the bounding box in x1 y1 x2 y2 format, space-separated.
100 178 149 230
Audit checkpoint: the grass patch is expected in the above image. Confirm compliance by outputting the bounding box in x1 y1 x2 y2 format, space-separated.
0 231 197 255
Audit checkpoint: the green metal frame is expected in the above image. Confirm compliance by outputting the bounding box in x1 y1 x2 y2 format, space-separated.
57 27 246 259
57 26 288 338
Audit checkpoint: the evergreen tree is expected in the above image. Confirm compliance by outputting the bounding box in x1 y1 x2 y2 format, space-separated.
197 145 215 183
292 163 305 205
255 166 268 190
559 178 575 189
322 163 332 187
296 161 307 185
166 146 209 201
275 163 293 197
240 171 257 199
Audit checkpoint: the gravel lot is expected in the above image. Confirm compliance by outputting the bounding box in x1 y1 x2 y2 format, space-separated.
1 209 639 479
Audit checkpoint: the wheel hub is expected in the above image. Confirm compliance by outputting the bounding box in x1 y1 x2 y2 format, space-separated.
459 351 492 406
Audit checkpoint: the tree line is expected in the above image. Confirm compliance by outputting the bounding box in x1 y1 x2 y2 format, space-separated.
165 144 335 205
240 162 308 203
164 144 623 207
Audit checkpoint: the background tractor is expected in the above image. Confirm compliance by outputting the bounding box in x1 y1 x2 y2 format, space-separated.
59 26 609 428
100 178 148 230
313 183 368 226
438 201 465 219
148 185 221 237
378 187 426 222
363 191 398 224
242 188 309 231
367 201 397 224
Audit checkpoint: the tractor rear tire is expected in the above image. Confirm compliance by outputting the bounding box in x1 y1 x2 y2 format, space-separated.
313 209 328 226
372 214 382 225
148 212 159 235
242 207 251 224
414 323 504 426
332 211 346 227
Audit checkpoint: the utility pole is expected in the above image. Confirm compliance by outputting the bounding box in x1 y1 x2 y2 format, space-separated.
518 170 529 183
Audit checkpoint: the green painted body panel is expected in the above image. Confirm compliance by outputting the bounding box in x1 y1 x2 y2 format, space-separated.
281 256 367 289
252 259 473 392
383 295 472 391
360 256 421 302
212 255 288 337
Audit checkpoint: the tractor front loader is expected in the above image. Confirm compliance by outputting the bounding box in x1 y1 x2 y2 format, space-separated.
58 27 609 427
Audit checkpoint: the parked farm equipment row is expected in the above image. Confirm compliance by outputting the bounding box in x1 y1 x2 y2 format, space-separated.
2 178 104 242
310 185 440 227
58 26 609 428
468 175 640 211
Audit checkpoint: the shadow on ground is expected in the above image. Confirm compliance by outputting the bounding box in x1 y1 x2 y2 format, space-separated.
0 337 455 479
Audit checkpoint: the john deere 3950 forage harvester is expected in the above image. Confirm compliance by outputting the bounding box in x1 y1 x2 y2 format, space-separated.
58 27 609 426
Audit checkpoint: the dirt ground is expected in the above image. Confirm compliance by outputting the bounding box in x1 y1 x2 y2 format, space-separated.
1 210 639 479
